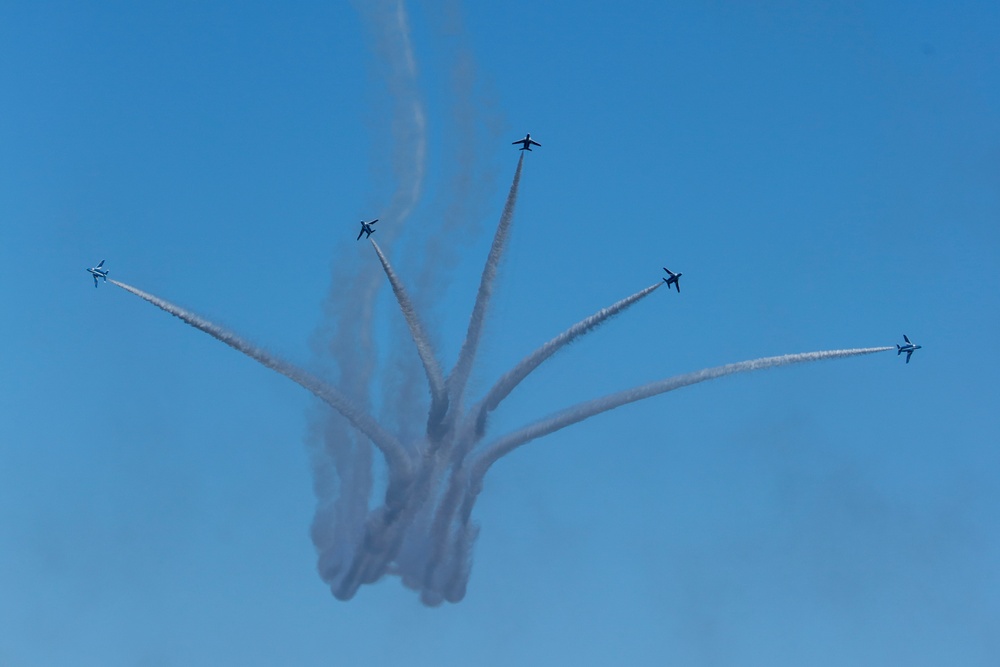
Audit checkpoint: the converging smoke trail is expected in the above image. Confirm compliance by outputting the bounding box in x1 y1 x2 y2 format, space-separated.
421 279 669 590
370 238 449 430
109 279 412 478
470 347 894 482
469 281 664 436
447 152 525 411
424 281 666 565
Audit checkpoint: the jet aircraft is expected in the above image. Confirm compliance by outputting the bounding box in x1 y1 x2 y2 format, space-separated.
662 267 682 292
897 334 922 364
512 134 541 151
87 260 109 287
357 219 378 240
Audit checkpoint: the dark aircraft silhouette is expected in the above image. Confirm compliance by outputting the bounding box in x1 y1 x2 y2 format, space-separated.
662 267 682 292
357 219 378 240
897 334 922 363
87 259 109 287
512 134 541 151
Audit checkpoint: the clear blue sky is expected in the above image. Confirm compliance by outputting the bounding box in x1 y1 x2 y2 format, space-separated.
2 1 998 664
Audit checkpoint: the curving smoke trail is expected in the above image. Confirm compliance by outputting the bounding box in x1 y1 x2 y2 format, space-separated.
422 281 664 580
468 281 664 437
109 279 411 478
321 0 428 407
370 238 448 429
413 345 895 600
354 0 427 238
379 0 427 230
447 152 524 414
469 347 894 483
309 0 429 597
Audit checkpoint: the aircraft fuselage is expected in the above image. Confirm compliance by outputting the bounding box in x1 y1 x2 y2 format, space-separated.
662 267 682 292
513 134 540 151
896 335 922 363
357 219 378 240
87 261 109 287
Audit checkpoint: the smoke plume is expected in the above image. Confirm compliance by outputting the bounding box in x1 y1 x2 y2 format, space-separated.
107 0 896 607
111 170 894 604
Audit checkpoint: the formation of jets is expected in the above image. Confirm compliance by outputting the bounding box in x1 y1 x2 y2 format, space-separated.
662 267 682 292
897 335 922 364
335 135 923 364
87 260 109 287
357 219 378 240
87 133 921 367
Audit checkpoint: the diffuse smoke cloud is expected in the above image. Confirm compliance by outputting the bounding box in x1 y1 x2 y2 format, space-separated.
111 153 893 605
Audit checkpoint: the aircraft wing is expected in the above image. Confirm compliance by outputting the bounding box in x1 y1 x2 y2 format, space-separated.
905 350 913 363
903 334 911 344
93 274 99 287
357 227 365 240
529 139 541 147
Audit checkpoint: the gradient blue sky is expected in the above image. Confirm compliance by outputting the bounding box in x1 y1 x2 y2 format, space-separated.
2 1 998 665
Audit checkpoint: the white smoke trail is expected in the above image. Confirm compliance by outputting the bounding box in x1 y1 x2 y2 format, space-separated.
110 279 412 478
355 0 427 240
414 0 502 304
410 346 897 601
370 238 448 428
322 0 428 401
422 282 665 576
467 281 663 436
446 152 525 412
469 347 894 483
310 0 429 598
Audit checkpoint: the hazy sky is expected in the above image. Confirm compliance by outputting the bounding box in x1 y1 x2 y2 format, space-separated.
1 1 998 665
